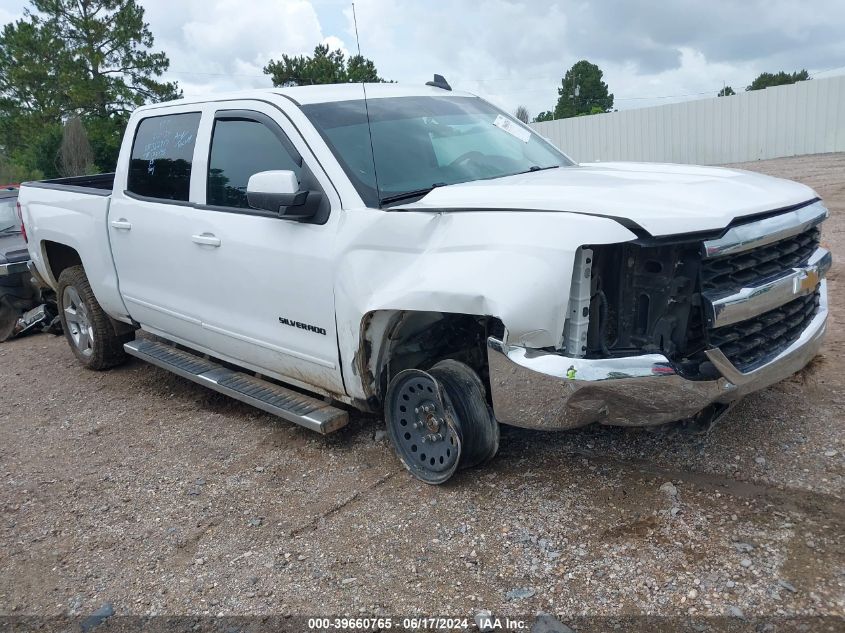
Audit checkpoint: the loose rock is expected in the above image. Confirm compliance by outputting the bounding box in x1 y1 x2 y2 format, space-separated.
505 588 535 600
531 614 575 633
475 611 495 632
659 482 678 497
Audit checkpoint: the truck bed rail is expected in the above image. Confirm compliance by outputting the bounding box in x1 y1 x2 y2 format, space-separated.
22 173 115 196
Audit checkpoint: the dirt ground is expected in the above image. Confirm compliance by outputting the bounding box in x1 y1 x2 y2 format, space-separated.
1 154 843 626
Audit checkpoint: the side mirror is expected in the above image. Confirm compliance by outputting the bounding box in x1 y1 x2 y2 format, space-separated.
246 170 312 218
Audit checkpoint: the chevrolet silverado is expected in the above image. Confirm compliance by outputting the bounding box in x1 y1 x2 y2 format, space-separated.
18 81 831 483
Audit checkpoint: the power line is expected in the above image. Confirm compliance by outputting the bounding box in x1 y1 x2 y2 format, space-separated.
167 69 266 79
481 83 721 100
810 64 845 77
616 90 715 101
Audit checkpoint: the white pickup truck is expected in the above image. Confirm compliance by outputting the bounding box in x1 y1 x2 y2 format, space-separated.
18 81 831 483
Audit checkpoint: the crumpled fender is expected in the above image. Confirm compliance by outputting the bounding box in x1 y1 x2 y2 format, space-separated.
333 209 636 401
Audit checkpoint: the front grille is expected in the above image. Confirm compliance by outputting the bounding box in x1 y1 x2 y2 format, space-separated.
701 226 820 294
587 215 824 379
707 287 820 372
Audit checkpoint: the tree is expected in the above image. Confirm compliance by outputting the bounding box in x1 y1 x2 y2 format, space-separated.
717 86 736 97
514 105 530 123
552 60 613 119
264 43 386 87
58 116 94 176
347 54 383 84
533 110 555 123
0 0 181 176
746 70 810 91
30 0 180 115
0 17 68 176
0 153 43 183
578 105 606 116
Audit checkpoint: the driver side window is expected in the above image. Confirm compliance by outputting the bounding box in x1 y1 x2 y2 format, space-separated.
207 115 301 209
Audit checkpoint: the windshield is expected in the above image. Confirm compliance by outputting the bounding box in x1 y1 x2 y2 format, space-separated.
302 95 573 207
0 197 18 232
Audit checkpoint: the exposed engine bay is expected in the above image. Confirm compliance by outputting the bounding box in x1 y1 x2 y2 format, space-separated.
585 215 823 381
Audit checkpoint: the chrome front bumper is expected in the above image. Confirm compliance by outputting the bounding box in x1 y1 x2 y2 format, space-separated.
487 279 828 430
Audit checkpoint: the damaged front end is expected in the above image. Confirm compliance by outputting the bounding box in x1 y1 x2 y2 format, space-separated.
357 310 505 409
488 201 830 430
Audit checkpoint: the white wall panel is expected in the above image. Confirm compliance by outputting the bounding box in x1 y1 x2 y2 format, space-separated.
530 75 845 164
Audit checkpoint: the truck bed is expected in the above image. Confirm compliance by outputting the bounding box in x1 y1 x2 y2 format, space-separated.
23 173 114 197
18 173 129 320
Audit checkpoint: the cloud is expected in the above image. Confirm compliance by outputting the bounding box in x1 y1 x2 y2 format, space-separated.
0 0 843 115
322 35 350 58
180 0 320 65
0 5 20 24
142 0 326 96
349 0 845 115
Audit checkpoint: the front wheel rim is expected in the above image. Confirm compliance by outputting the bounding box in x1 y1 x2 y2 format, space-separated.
63 286 94 358
386 369 462 484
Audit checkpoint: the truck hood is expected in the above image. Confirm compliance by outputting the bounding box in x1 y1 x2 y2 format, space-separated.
401 162 818 236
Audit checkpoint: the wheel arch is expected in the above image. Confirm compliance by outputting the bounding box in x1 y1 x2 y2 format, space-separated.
353 309 505 409
51 257 136 338
41 240 83 287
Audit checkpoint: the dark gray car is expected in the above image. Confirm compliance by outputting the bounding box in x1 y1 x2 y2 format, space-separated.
0 188 48 339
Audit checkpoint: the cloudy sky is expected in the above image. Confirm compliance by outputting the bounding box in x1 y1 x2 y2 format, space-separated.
1 0 844 117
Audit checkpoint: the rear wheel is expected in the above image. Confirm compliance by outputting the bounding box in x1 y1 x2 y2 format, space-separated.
57 265 132 370
385 361 499 484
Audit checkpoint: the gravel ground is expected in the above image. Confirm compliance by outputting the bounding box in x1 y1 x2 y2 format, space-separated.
1 154 843 626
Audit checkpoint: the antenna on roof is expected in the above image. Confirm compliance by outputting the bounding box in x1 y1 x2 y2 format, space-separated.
351 3 382 206
426 74 452 91
352 2 362 56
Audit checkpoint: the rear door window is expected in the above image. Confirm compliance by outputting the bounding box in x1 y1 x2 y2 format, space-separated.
206 116 301 209
127 112 201 201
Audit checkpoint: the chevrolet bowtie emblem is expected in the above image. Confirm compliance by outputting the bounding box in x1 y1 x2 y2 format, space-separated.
794 267 820 295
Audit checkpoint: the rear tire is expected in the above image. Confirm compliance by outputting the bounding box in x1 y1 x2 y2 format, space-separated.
57 265 132 370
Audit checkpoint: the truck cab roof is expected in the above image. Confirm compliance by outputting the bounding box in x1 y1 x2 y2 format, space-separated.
133 83 477 113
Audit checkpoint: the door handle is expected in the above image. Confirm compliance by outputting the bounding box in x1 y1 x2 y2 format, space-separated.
110 219 132 230
191 233 221 247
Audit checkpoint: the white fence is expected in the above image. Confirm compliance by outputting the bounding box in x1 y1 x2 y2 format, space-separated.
530 75 845 165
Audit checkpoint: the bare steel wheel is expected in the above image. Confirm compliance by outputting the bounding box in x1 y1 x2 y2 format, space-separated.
57 265 133 370
385 362 499 484
385 369 462 484
62 285 94 358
